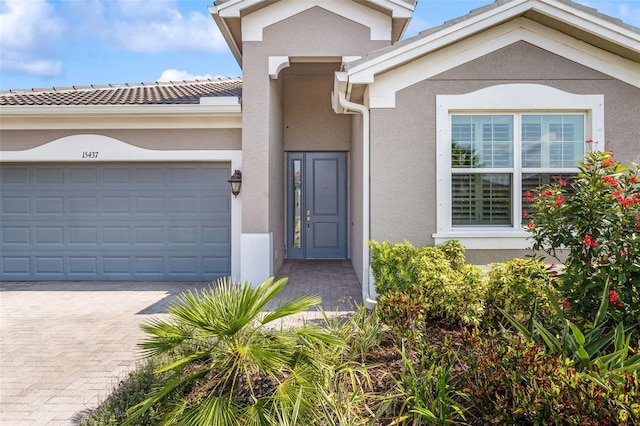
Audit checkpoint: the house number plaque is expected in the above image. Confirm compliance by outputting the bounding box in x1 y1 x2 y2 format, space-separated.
82 151 99 159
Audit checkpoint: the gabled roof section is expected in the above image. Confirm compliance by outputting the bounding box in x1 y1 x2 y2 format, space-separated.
341 0 640 87
0 78 242 106
210 0 416 66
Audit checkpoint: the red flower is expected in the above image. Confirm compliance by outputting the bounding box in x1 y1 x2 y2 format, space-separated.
563 301 570 309
541 190 553 197
601 159 615 168
631 176 638 183
552 176 568 187
555 195 565 208
583 235 599 248
601 176 617 185
522 211 529 217
585 139 594 144
619 250 627 256
527 221 535 228
609 290 619 304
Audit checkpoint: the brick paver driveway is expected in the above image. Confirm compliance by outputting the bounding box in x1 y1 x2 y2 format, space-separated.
0 281 212 425
0 260 361 425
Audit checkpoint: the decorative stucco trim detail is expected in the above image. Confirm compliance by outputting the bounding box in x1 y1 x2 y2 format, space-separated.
269 56 291 79
434 84 604 250
242 0 392 41
364 18 640 108
0 134 242 162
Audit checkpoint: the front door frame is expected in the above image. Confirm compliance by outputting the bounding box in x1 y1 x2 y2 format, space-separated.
286 152 348 259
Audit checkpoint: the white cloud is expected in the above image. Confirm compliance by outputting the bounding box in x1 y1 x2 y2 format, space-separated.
0 0 65 76
157 69 223 82
68 0 229 53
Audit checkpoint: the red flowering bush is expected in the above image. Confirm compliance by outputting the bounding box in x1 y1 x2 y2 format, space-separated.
526 149 640 327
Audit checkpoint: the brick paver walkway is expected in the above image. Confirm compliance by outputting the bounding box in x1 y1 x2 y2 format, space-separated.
0 260 361 425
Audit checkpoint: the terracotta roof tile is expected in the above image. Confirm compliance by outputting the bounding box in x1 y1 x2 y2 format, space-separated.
0 78 243 106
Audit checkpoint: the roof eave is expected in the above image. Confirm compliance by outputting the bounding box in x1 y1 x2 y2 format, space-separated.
0 104 243 130
209 5 243 67
0 103 242 117
344 0 640 84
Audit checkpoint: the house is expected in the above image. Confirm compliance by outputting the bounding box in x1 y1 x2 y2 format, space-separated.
1 0 639 304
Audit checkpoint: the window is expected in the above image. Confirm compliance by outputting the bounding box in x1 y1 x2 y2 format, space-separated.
435 84 604 249
451 113 584 227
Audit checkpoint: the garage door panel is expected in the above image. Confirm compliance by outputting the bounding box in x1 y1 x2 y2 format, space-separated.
69 257 98 274
36 257 64 274
2 196 30 214
35 168 64 184
1 163 232 281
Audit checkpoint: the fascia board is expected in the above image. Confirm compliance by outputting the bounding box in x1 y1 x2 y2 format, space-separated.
366 18 640 108
346 0 639 84
214 0 265 17
367 0 415 17
0 104 241 116
0 105 242 130
534 0 640 52
346 0 533 82
243 0 391 41
210 7 243 66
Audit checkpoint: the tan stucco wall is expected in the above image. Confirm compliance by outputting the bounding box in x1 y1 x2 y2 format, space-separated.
283 70 351 152
242 5 390 267
369 41 640 265
350 113 365 285
0 128 241 151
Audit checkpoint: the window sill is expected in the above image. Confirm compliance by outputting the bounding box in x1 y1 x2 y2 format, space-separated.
433 230 531 250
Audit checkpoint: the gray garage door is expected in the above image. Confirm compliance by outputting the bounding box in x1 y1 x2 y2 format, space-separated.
0 163 231 281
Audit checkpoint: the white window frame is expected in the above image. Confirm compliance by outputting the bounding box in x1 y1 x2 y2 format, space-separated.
434 84 604 249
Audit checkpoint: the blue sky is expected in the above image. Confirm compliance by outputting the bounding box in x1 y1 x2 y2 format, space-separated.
1 0 638 91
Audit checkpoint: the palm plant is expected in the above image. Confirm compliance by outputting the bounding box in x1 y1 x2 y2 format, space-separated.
123 277 344 426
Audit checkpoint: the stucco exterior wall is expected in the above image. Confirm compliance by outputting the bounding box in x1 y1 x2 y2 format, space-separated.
0 128 241 151
283 71 351 152
242 5 391 270
261 7 389 58
350 114 365 284
369 41 640 264
269 77 285 273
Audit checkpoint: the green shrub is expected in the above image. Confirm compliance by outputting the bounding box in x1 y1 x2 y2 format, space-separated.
80 355 169 425
485 258 558 328
462 332 640 425
372 241 487 334
437 239 466 271
124 277 344 426
526 149 640 327
369 241 421 294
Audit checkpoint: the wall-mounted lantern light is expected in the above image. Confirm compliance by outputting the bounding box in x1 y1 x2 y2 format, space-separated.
228 169 242 198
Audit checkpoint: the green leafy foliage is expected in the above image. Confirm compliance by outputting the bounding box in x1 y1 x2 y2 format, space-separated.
124 277 344 426
485 258 558 328
526 149 640 327
462 331 640 425
390 345 468 426
501 287 640 379
371 240 486 337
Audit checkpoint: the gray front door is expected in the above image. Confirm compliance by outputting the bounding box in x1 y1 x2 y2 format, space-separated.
287 152 347 259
